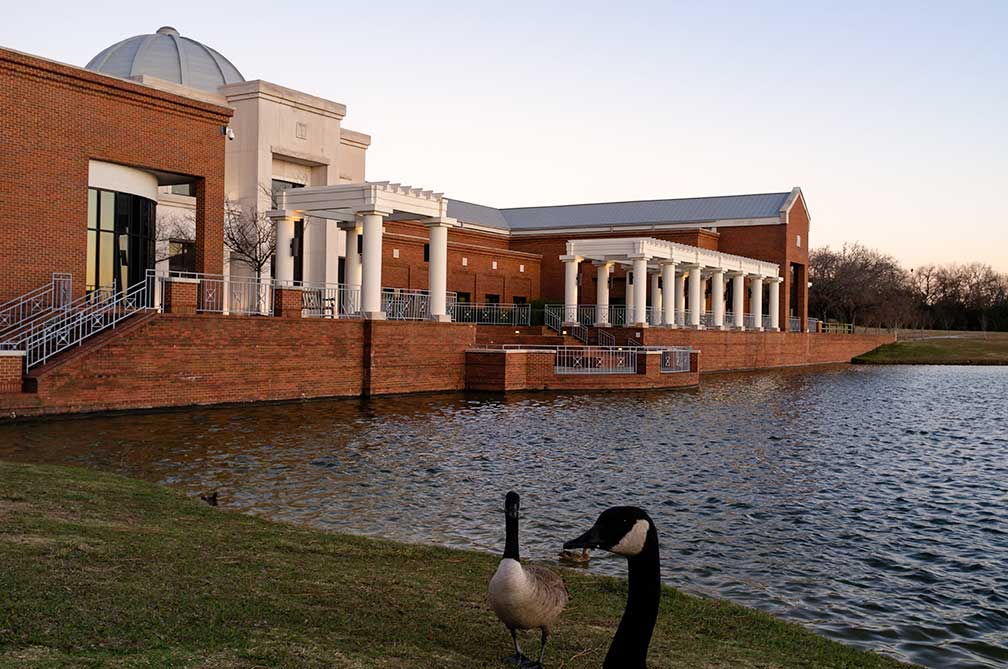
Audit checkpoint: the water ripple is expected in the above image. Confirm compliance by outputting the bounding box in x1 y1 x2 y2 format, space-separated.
0 365 1005 668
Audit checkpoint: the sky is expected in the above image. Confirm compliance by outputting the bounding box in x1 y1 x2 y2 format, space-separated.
2 1 1005 270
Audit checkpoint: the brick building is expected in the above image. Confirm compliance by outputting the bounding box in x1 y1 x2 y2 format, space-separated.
0 27 868 418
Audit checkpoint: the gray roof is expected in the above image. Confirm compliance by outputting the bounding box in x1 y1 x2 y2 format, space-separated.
85 26 245 93
446 191 792 232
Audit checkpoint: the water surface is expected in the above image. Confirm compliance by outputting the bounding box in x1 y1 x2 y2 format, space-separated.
1 365 1005 668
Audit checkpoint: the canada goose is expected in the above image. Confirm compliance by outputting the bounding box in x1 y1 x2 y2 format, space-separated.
199 491 218 507
489 491 568 668
564 506 660 669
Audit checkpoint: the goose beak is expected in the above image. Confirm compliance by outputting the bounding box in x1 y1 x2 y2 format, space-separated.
564 523 602 550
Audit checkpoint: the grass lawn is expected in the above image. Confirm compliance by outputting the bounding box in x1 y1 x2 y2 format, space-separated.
854 332 1008 365
0 461 914 668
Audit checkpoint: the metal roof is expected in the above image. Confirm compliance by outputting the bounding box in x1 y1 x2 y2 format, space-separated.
85 26 245 93
447 191 792 231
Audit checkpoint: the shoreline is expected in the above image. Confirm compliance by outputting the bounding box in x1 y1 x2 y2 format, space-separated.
0 460 915 668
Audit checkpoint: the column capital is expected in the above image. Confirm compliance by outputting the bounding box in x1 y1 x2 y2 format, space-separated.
355 207 393 218
593 260 614 268
337 220 362 231
725 270 745 278
679 262 700 270
559 255 583 263
267 209 299 222
658 259 678 266
766 276 784 283
747 273 765 280
627 253 651 261
423 216 458 228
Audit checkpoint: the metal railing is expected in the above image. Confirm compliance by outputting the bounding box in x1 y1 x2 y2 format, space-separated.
822 321 854 334
743 313 761 329
597 328 615 347
607 305 628 326
21 278 150 369
380 288 457 321
788 317 803 332
660 347 692 373
155 271 274 316
0 273 73 337
555 346 637 375
807 318 820 332
544 304 562 333
301 283 361 318
450 302 531 325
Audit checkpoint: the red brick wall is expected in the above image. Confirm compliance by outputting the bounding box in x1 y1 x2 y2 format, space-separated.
12 315 477 417
465 349 700 391
0 48 231 302
364 320 475 395
0 355 24 394
380 221 541 302
637 329 893 372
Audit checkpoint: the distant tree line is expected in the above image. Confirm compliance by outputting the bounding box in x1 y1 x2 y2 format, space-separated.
809 244 1008 331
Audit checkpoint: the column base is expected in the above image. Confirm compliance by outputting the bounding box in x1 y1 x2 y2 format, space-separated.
364 311 387 321
562 321 580 327
768 327 780 332
631 322 649 328
594 321 611 328
730 325 746 331
429 313 452 323
686 324 704 330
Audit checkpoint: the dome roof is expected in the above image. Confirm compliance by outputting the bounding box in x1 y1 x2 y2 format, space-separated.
85 26 245 92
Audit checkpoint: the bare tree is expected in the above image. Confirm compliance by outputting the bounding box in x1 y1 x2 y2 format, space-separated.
155 209 196 265
223 183 278 280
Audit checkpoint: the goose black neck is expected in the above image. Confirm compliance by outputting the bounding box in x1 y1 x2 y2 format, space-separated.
503 513 519 561
604 528 661 669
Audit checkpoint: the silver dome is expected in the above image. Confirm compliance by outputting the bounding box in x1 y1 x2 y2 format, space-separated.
86 26 245 92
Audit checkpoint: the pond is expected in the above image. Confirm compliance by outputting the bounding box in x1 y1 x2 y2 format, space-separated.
0 365 1005 668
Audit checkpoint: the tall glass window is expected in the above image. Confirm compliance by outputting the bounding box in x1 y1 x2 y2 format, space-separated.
86 188 156 297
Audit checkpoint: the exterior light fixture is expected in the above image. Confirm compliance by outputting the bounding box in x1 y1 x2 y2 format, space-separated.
562 330 567 335
515 330 520 334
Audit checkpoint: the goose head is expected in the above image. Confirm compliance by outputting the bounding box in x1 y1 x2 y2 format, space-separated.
504 490 520 519
563 506 656 557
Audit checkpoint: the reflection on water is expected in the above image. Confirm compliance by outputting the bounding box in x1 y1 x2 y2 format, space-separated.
0 365 1005 668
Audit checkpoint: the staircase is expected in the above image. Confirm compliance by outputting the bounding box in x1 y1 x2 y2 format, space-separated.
0 273 72 342
2 277 150 372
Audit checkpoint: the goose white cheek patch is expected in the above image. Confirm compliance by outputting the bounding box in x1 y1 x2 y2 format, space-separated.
610 519 650 556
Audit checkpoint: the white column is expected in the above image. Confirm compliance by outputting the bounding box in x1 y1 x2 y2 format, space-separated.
650 271 662 326
360 210 387 319
561 256 580 324
750 275 764 331
274 216 296 284
711 269 725 329
687 265 703 328
343 223 362 288
661 262 677 328
595 261 611 326
625 268 635 326
632 256 649 326
676 272 687 325
730 272 745 329
426 219 451 321
767 277 782 331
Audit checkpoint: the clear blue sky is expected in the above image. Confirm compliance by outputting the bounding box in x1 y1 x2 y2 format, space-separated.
3 1 1005 270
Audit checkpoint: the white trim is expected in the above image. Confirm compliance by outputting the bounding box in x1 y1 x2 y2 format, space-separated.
88 160 159 201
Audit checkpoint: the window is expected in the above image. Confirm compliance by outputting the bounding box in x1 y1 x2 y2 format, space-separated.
485 294 500 304
462 257 468 267
170 183 195 197
270 179 303 207
456 292 471 303
519 264 525 273
491 260 498 270
85 187 155 296
513 296 527 304
168 239 196 273
393 248 400 259
423 243 430 262
796 234 802 248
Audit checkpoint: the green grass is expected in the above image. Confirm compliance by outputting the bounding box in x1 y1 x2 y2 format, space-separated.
0 461 914 668
854 332 1008 365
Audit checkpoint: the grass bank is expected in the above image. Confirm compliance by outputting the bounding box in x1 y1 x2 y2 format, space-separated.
0 461 913 668
854 332 1008 365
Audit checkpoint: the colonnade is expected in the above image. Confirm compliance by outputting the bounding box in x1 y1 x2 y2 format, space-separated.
561 255 783 331
274 210 454 320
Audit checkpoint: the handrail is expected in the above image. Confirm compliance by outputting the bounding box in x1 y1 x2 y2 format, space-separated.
22 279 150 369
450 302 531 326
0 273 73 339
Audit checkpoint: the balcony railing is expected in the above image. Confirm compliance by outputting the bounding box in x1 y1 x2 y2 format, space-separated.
555 346 637 375
660 347 692 373
450 302 530 326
